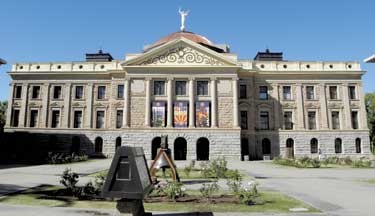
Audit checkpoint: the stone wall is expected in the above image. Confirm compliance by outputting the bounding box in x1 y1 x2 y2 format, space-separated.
217 97 233 128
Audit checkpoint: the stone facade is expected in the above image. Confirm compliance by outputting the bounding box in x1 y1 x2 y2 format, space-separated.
4 33 371 160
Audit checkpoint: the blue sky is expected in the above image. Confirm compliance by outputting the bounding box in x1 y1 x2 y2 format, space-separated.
1 0 375 100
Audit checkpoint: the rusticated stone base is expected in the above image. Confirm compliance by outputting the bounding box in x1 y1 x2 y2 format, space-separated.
116 199 152 216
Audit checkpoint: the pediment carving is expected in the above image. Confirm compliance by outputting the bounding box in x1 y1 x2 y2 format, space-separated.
140 46 225 66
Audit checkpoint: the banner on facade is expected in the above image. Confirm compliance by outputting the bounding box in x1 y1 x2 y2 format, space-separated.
152 101 166 127
195 101 210 127
174 101 188 128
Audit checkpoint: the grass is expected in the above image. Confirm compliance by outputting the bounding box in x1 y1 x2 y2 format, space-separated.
0 185 319 213
358 179 375 184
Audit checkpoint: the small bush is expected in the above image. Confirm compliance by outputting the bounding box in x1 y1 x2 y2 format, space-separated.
199 161 211 178
183 160 195 178
311 158 321 168
237 181 259 205
199 181 220 200
226 169 243 193
46 152 88 164
209 157 228 178
163 181 186 201
94 172 106 194
60 168 79 195
352 158 372 168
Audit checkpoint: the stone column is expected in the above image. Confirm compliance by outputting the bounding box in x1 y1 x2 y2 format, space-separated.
189 78 195 128
271 84 280 129
296 84 305 130
211 78 217 127
5 83 14 127
232 78 239 127
63 83 72 128
41 83 50 128
167 78 173 127
123 78 130 127
319 84 329 129
85 83 94 128
19 83 29 127
357 82 368 129
342 83 352 129
145 78 151 127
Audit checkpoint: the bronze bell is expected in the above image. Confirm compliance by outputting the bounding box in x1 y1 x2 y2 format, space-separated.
155 153 171 169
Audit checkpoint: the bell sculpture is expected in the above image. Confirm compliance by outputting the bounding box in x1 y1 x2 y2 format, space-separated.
150 136 180 183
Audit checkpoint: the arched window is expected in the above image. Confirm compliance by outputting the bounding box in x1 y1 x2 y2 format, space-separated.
174 137 187 160
286 138 294 148
262 138 271 155
115 137 121 150
196 137 209 161
95 137 103 153
355 138 361 153
151 137 161 160
310 138 318 154
335 138 342 153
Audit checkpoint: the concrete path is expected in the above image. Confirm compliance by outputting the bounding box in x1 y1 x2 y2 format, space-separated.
224 160 375 216
0 159 111 196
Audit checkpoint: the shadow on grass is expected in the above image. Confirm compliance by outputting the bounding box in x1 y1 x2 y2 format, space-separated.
154 213 213 216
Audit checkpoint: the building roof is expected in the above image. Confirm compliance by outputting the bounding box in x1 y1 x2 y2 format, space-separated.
143 31 228 53
0 58 6 65
364 54 375 63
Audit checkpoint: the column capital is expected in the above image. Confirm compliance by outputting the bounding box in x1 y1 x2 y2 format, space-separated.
210 77 217 81
188 77 195 81
167 77 174 81
145 77 152 81
232 77 239 81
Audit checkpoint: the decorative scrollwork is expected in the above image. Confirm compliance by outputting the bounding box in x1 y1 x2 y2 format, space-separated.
140 46 224 66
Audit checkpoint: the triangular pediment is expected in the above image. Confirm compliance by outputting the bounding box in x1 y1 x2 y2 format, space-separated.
123 38 237 67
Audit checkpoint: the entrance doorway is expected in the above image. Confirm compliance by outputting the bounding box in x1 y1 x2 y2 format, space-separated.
115 137 121 150
151 137 161 160
174 137 187 160
262 138 271 159
241 138 249 161
196 137 209 161
94 137 103 153
286 138 294 158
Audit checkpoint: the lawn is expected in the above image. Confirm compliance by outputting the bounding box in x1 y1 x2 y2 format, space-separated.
0 185 319 213
358 179 375 184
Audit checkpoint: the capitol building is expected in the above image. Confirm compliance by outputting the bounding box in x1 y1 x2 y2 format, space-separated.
4 28 371 160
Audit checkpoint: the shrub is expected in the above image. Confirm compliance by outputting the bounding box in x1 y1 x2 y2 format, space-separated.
352 158 372 168
199 181 220 200
237 181 259 205
163 181 186 201
226 169 243 193
60 168 79 195
199 161 211 178
209 157 228 178
94 172 106 194
46 152 88 164
311 158 321 168
183 160 195 178
321 158 330 167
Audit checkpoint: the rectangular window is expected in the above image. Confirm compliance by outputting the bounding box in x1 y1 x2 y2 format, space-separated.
351 111 358 129
308 111 316 130
329 86 338 100
11 109 20 127
174 101 188 127
51 110 60 128
73 110 82 128
75 86 84 99
117 85 124 99
284 111 293 130
153 81 165 96
332 111 340 129
175 81 187 96
14 85 22 99
260 111 269 130
306 86 315 100
283 86 292 100
240 85 247 99
29 110 38 127
96 111 105 128
32 86 40 99
195 101 210 127
151 101 166 127
197 81 209 96
259 86 268 100
116 110 123 128
349 86 356 100
53 86 62 99
98 86 106 99
240 111 248 129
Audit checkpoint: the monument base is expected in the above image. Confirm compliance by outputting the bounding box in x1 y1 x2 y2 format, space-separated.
116 199 152 216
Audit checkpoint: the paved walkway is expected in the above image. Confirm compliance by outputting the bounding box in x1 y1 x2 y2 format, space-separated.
0 159 111 196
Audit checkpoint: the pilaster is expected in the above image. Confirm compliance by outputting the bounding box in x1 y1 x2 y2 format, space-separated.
232 77 239 127
296 84 305 130
63 83 72 128
123 78 130 127
145 78 151 127
189 77 195 128
319 84 329 129
211 77 217 128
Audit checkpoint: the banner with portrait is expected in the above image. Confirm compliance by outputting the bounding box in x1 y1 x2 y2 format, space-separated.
151 101 166 127
174 101 188 128
195 101 210 127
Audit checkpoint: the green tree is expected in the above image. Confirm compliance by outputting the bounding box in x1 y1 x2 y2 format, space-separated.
0 101 7 128
365 93 375 154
